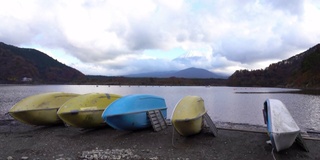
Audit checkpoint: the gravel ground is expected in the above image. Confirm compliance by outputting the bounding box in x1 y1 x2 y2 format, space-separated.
0 120 319 160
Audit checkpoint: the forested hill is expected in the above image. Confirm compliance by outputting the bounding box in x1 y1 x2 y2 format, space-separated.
227 44 320 88
0 42 85 83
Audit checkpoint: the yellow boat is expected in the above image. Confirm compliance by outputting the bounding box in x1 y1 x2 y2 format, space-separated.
9 92 80 125
172 96 207 136
57 93 121 128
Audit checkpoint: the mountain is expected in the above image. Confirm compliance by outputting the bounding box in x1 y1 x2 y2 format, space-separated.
227 44 320 88
125 67 226 79
173 67 221 78
0 42 85 83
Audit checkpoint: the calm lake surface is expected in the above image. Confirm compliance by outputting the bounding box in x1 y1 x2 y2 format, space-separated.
1 85 319 131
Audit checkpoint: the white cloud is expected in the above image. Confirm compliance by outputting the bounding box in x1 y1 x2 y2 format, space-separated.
0 0 320 76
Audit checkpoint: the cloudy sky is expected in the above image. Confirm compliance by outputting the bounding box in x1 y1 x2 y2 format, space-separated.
1 0 320 76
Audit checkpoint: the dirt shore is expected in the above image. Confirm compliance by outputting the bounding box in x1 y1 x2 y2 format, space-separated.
0 120 319 160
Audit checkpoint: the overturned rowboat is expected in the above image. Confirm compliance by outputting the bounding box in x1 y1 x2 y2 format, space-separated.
172 96 207 136
57 93 121 128
102 94 167 131
263 99 308 152
9 92 79 125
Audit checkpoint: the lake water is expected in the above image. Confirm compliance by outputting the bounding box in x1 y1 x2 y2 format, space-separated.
0 85 319 131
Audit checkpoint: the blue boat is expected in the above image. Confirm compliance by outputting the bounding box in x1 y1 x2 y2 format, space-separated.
102 94 167 131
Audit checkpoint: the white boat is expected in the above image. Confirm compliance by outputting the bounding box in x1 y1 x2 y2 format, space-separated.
263 99 300 152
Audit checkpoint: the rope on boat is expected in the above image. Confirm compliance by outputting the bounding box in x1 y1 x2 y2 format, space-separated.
171 125 176 148
271 148 277 160
171 124 191 149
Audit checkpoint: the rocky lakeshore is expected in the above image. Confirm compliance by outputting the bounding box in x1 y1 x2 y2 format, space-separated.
0 120 320 160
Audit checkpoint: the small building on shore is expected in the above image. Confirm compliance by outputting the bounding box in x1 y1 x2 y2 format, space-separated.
22 77 33 82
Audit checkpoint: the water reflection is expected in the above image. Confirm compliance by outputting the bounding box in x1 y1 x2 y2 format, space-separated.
0 85 319 131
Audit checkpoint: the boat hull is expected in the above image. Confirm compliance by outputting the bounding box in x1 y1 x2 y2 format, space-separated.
9 109 61 125
102 94 167 131
9 92 79 125
106 109 167 130
57 93 121 128
172 96 206 136
263 99 300 152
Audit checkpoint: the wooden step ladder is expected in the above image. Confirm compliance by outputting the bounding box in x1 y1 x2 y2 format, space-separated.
203 113 218 137
147 110 167 132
